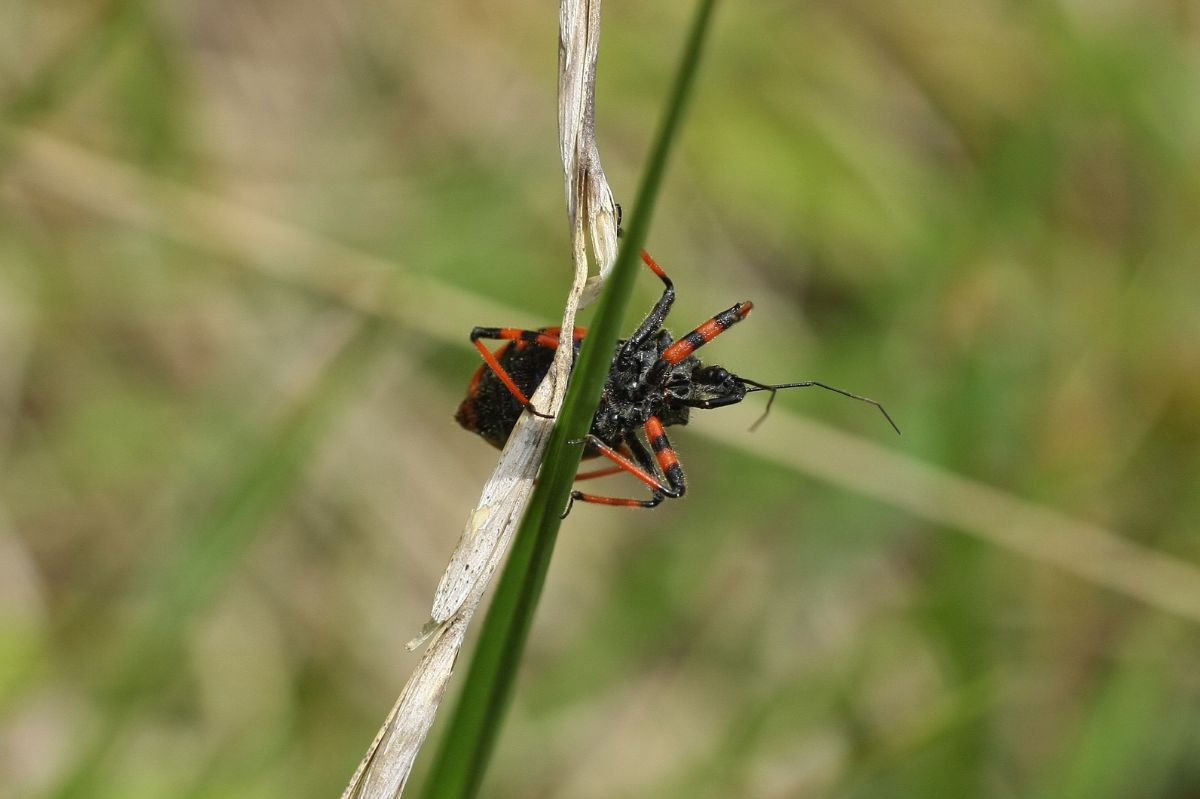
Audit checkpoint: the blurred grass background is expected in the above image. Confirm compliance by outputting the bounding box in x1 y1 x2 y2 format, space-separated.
2 1 1200 797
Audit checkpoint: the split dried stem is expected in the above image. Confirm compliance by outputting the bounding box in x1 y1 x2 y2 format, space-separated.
338 1 615 796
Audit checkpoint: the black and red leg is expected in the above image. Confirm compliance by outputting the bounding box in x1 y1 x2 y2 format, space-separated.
619 251 677 356
572 463 627 482
574 442 635 481
564 416 687 514
660 301 752 366
468 326 586 417
643 416 687 497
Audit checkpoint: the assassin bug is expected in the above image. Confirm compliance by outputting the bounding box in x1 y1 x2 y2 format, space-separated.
455 250 898 511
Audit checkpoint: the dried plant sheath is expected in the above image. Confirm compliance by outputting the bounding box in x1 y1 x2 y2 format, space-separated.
341 1 616 796
344 244 578 799
410 412 562 642
412 0 617 643
560 0 619 306
343 241 580 799
340 615 470 798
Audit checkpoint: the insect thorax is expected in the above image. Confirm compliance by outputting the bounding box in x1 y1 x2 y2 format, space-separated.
591 333 694 445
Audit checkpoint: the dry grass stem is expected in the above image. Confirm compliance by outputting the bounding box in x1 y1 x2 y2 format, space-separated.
559 0 619 306
701 412 1200 625
344 1 613 793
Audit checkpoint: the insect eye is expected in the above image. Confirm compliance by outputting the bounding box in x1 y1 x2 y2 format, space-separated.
696 366 730 385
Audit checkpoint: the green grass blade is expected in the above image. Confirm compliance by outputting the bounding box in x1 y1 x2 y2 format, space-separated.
418 2 719 797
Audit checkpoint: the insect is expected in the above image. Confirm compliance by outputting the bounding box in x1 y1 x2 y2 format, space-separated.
456 250 898 511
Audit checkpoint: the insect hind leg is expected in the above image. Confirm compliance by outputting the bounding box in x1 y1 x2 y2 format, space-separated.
467 326 585 418
562 425 683 516
620 251 677 356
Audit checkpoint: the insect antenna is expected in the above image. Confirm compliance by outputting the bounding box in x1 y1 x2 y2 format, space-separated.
741 378 901 435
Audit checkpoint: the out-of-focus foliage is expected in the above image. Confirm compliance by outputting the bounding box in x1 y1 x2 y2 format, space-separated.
1 1 1198 798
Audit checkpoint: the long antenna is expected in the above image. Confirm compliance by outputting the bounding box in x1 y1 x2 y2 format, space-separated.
741 378 901 435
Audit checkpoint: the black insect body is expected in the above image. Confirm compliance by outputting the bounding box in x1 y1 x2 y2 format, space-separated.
456 250 897 510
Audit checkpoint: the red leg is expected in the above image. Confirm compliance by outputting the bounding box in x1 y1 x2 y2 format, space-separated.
471 339 538 409
574 448 633 481
472 326 586 351
644 416 687 497
573 465 627 481
565 437 665 512
640 249 672 284
565 422 686 513
468 326 586 416
537 325 588 342
622 251 676 354
574 440 638 481
534 444 632 489
656 301 753 366
570 435 671 492
567 493 663 509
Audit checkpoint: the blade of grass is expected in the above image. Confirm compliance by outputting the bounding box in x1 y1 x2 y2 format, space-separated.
418 2 719 796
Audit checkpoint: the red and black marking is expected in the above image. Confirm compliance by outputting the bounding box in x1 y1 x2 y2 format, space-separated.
456 326 585 446
659 302 752 365
456 249 897 512
645 416 685 491
564 417 686 512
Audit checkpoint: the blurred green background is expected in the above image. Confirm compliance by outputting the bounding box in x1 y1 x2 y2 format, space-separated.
3 1 1200 797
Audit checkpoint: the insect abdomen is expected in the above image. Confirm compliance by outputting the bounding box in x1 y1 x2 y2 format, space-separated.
456 340 579 449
